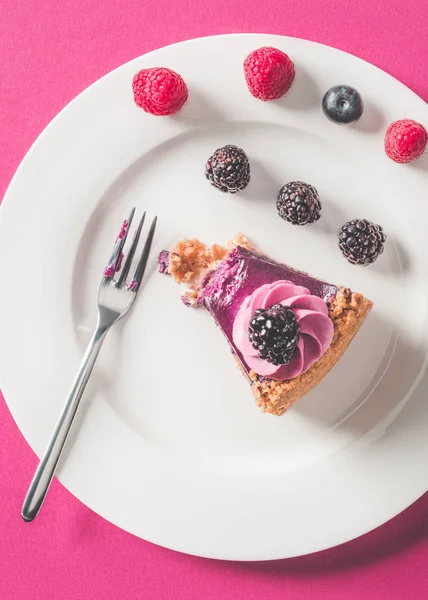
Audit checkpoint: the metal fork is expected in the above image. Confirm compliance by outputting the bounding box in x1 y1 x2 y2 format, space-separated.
21 208 157 522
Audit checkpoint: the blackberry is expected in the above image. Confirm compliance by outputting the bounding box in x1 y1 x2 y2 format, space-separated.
205 145 250 193
249 304 300 366
277 181 322 225
339 219 386 266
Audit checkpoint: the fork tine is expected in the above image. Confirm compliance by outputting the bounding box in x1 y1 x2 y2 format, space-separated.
104 207 136 279
116 212 146 288
129 216 158 293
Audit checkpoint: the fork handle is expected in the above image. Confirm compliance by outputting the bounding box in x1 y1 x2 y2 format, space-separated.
21 324 110 522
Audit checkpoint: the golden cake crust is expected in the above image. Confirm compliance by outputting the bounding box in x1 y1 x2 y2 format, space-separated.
166 235 373 416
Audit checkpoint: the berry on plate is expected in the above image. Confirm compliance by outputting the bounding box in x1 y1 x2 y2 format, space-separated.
205 145 250 193
132 67 188 116
277 181 322 225
322 85 363 124
339 219 386 266
243 47 295 101
384 119 427 164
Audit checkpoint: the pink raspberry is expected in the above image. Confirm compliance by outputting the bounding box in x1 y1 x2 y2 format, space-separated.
132 67 188 116
243 47 295 101
384 119 427 164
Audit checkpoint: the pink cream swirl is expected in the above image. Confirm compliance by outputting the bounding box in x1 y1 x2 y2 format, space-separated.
232 280 334 380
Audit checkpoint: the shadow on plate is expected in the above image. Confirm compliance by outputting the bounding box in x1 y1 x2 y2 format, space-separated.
351 101 386 134
276 65 321 111
240 158 284 204
371 237 412 277
171 88 225 126
408 151 428 173
310 196 348 236
294 312 426 439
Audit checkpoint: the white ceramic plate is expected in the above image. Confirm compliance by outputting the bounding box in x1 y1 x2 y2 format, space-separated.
1 34 428 560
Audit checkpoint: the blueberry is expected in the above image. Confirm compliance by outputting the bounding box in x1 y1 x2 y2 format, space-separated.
322 85 363 124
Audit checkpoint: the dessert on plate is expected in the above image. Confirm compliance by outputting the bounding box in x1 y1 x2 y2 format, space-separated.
159 235 373 416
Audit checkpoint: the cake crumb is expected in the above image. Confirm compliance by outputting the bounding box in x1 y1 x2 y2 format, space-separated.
168 238 230 284
181 289 199 308
168 239 210 283
158 250 170 274
210 244 228 262
229 233 252 250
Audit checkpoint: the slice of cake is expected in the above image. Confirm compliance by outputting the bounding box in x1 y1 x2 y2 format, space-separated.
159 235 372 416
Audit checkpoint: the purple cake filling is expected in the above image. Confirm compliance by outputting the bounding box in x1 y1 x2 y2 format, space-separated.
197 246 339 379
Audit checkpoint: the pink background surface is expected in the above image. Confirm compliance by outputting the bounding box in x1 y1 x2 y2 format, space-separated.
1 0 428 598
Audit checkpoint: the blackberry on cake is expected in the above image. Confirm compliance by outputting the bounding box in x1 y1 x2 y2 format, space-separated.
205 145 250 193
249 305 300 365
277 181 322 225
